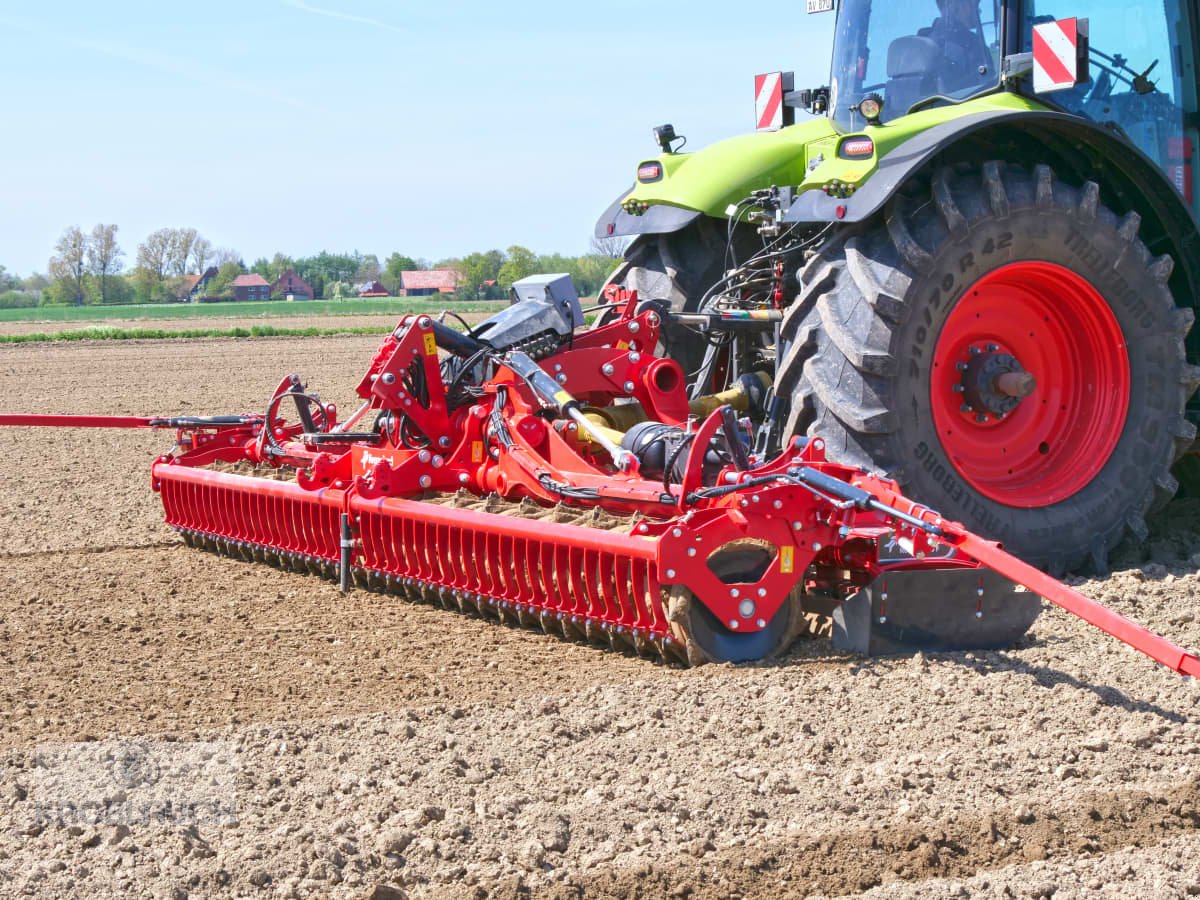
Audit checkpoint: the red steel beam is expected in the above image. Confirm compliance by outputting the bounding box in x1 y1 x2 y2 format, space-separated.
952 533 1200 677
0 414 162 428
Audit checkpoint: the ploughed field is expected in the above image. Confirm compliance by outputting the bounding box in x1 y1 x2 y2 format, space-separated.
2 333 1200 899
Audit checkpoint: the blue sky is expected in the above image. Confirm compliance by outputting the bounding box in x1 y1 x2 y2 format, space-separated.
0 2 833 276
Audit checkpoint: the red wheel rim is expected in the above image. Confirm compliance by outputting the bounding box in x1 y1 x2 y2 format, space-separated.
930 261 1130 508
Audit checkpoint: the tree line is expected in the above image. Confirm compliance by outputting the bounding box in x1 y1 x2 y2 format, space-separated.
0 224 629 309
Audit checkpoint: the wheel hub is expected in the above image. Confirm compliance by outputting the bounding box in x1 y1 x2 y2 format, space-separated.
955 344 1037 423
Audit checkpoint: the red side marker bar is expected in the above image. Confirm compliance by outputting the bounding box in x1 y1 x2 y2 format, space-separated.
0 414 162 428
953 531 1200 677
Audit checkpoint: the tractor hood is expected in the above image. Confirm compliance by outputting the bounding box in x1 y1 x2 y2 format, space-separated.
595 116 836 238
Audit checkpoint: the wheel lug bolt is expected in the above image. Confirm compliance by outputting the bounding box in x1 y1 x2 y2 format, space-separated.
986 343 999 352
956 362 968 372
975 414 989 423
952 385 964 393
969 346 982 356
961 403 973 413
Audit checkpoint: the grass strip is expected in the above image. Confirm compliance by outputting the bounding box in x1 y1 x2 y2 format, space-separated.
0 299 507 323
0 324 396 344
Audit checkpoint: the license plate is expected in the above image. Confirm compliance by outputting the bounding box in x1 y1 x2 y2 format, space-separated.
807 0 834 12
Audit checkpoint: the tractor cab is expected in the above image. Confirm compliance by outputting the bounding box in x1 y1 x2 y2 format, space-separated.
826 0 1199 214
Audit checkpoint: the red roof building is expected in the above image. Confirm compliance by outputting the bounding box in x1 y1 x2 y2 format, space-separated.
399 269 459 297
180 266 219 302
358 280 389 298
271 269 315 301
232 273 271 302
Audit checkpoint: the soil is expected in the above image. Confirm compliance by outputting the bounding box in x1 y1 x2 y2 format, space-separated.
2 335 1200 899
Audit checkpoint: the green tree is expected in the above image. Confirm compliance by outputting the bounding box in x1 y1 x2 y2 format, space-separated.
166 228 199 276
251 253 294 282
23 272 49 294
87 223 124 304
190 237 214 274
355 253 382 284
205 261 245 300
0 265 19 293
498 245 539 287
136 229 173 282
382 252 420 294
48 225 88 306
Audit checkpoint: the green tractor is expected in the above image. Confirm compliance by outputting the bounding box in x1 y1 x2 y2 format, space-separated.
596 0 1200 573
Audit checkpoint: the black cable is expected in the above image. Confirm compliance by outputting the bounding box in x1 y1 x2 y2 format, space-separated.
440 310 473 332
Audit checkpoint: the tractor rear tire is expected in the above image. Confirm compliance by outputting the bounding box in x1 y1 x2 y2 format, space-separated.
777 162 1199 573
602 217 730 377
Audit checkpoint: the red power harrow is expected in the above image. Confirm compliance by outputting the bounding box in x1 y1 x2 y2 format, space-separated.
3 281 1199 673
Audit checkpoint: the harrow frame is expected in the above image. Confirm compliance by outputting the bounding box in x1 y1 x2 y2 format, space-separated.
3 285 1199 673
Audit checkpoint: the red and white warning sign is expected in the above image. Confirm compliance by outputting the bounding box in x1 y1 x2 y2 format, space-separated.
755 72 784 131
1032 17 1087 94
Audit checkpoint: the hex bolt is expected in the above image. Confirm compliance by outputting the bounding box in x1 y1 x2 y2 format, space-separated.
602 363 615 376
419 475 432 488
757 588 767 598
728 620 739 629
792 521 802 530
458 473 470 484
672 528 682 537
686 548 697 557
773 500 783 509
725 472 739 484
418 450 431 463
813 542 823 551
417 316 431 328
556 373 568 384
438 436 452 448
431 455 444 468
623 381 636 393
381 372 396 384
628 351 641 363
730 588 740 598
756 618 767 628
628 321 641 333
738 599 756 618
647 313 660 327
554 363 563 372
665 568 676 579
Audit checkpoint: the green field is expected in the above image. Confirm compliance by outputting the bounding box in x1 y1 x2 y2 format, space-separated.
0 298 508 323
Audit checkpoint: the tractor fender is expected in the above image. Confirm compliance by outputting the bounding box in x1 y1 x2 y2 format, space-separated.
784 108 1200 301
594 186 701 239
785 106 1200 336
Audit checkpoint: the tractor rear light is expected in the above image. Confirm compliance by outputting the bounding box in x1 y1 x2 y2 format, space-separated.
1168 137 1193 160
839 137 874 159
638 162 663 183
